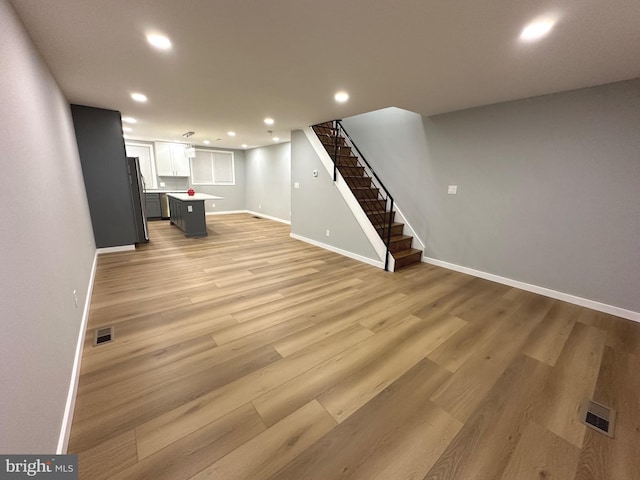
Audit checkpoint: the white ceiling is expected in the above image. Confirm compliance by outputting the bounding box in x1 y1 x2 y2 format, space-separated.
10 0 640 149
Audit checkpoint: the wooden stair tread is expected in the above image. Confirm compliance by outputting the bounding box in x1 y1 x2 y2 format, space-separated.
389 235 413 243
392 248 422 259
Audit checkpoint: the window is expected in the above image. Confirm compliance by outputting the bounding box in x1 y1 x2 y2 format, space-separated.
190 149 235 185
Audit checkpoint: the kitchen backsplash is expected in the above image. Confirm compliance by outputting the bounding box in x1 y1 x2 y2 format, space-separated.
157 176 189 190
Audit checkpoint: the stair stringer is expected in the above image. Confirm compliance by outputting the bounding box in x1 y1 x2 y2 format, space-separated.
303 126 389 269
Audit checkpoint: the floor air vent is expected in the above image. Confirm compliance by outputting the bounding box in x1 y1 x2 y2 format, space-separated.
581 399 615 437
94 326 114 346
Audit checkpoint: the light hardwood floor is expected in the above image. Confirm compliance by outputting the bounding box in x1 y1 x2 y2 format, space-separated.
69 214 640 479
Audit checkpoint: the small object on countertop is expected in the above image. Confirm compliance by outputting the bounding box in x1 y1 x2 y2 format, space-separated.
187 188 195 196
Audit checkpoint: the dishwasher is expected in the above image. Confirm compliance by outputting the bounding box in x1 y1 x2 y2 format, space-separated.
159 193 171 219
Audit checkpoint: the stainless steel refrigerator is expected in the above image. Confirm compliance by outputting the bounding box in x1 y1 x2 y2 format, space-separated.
126 157 149 243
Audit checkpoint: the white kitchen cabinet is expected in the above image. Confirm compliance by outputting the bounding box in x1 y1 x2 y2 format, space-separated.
154 141 191 177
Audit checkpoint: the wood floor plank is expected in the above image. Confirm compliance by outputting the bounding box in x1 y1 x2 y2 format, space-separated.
530 322 606 448
424 355 552 480
67 214 640 477
76 429 138 480
272 316 374 358
188 400 336 480
74 344 281 423
231 278 363 323
498 421 580 480
70 345 281 452
79 314 237 375
522 301 581 366
114 403 266 480
78 334 216 391
573 347 640 480
252 314 446 427
426 301 513 373
134 322 372 458
214 287 365 344
319 312 466 423
267 357 459 480
429 295 554 422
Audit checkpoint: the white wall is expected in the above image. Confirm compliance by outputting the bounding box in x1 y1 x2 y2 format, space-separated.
0 0 96 452
342 79 640 314
245 142 291 222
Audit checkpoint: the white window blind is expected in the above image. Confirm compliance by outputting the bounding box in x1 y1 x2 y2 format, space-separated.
191 150 235 185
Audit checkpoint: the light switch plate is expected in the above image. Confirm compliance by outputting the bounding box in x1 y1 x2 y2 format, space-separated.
448 185 458 194
187 205 193 212
294 182 300 189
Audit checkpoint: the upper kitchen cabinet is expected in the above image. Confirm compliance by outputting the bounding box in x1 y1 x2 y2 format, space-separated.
154 141 190 177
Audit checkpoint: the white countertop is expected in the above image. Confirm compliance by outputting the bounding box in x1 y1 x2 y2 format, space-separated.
167 193 223 201
145 190 188 193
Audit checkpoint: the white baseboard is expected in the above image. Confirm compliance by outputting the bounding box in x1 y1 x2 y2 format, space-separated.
57 251 98 453
96 245 135 254
206 210 248 216
422 256 640 323
206 209 291 225
290 232 384 269
246 210 291 225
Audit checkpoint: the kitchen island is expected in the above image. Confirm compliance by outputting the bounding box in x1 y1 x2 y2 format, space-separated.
167 193 222 237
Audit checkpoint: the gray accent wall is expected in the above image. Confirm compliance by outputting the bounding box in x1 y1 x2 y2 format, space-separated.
245 143 291 221
341 79 640 313
71 105 137 248
0 0 96 452
290 130 379 261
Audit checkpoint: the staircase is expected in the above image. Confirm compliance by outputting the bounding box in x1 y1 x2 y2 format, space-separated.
312 121 422 271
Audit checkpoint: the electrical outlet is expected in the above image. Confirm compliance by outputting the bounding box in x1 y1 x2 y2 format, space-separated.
73 290 78 309
313 170 318 177
448 185 458 194
211 203 216 208
294 182 300 189
160 182 166 187
325 229 330 237
187 205 193 212
259 204 262 209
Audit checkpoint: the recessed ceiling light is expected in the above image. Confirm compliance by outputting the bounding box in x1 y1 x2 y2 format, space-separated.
131 92 148 103
334 91 349 103
146 33 172 50
520 18 556 42
241 144 248 148
227 131 236 137
264 118 274 125
122 126 132 132
273 137 280 142
203 140 210 145
122 117 137 124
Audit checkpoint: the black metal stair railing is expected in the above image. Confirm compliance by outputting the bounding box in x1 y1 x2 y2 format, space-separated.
312 120 394 271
